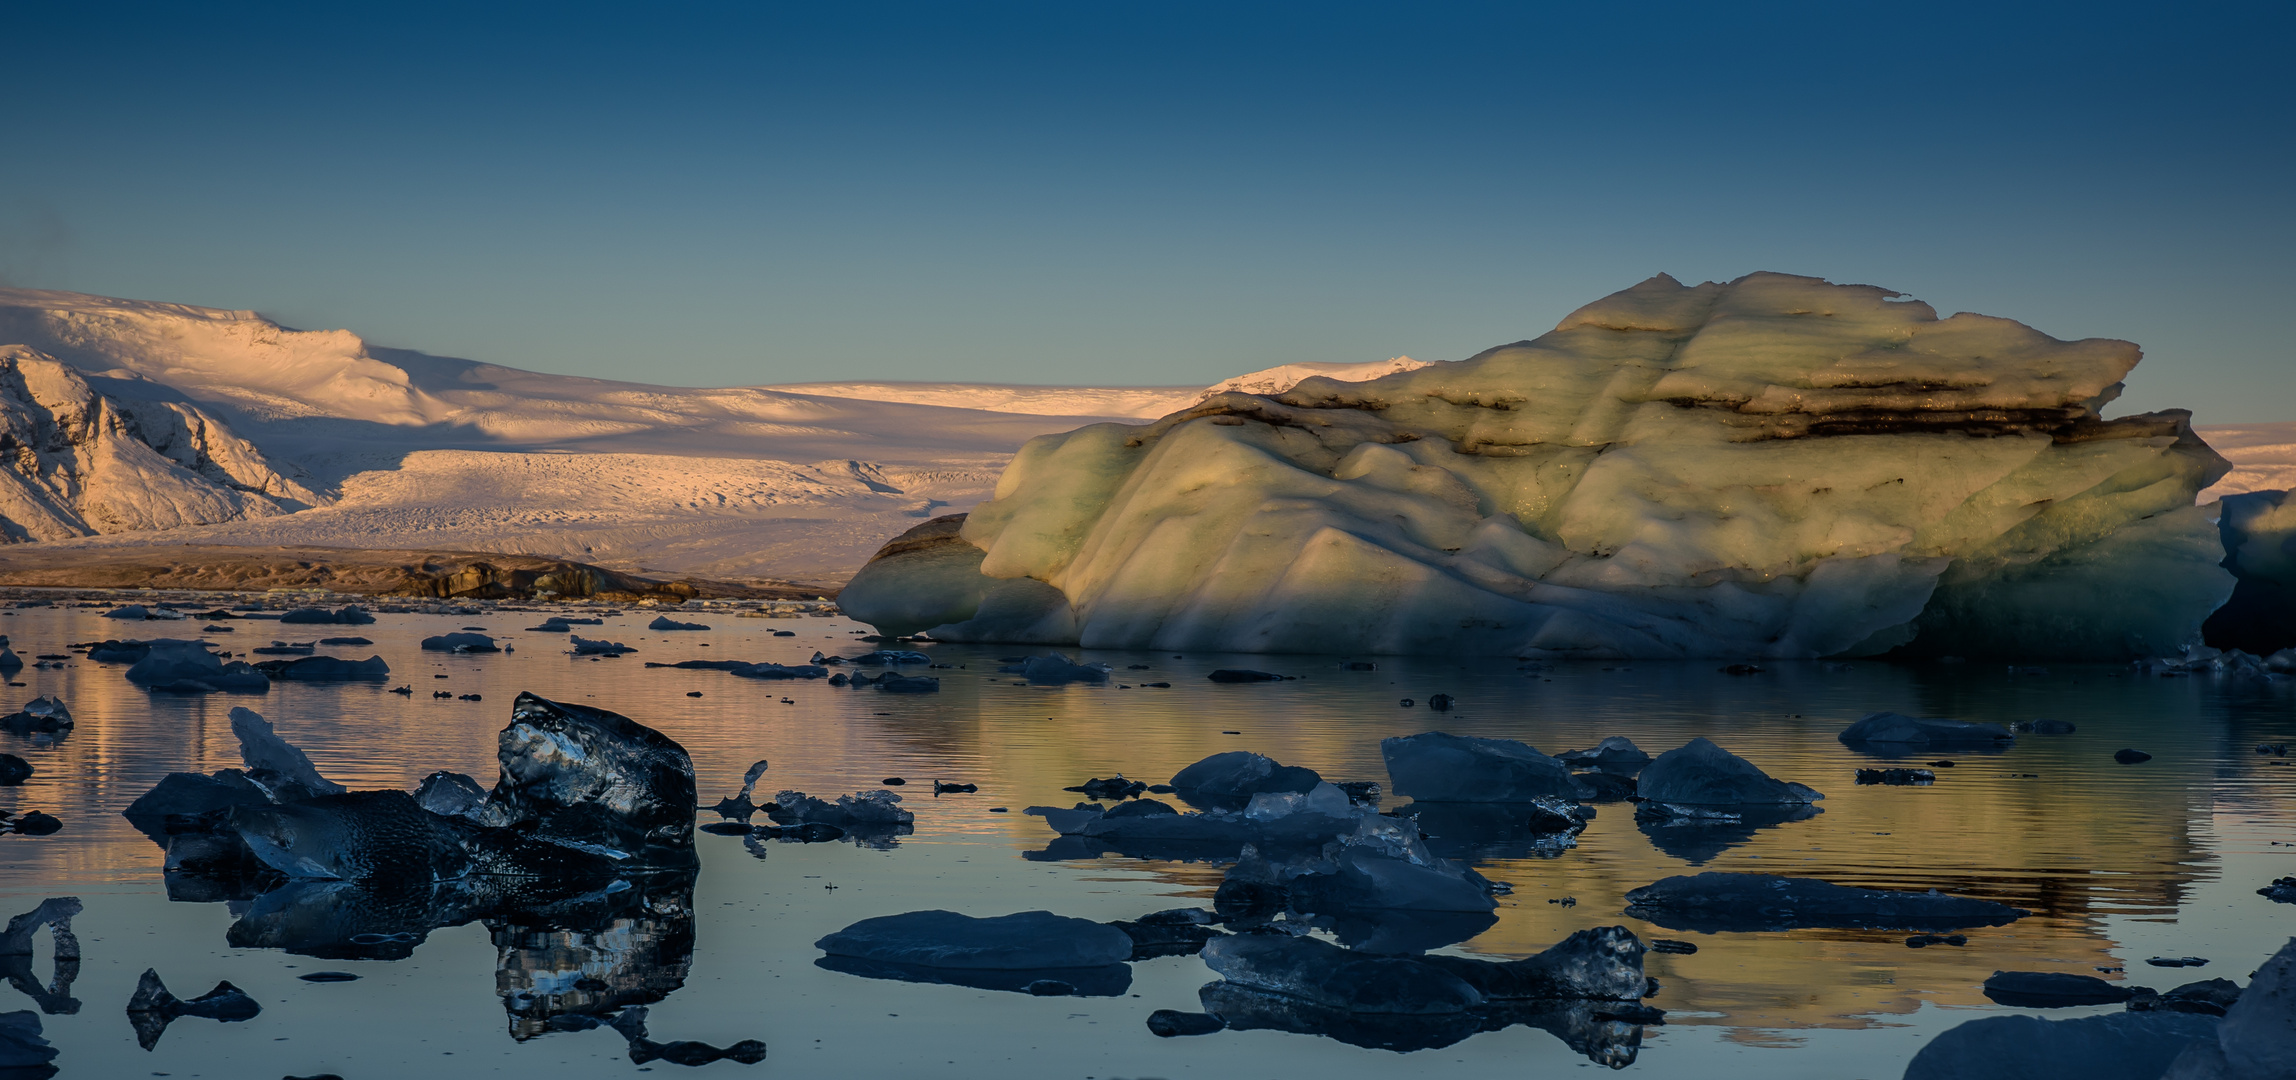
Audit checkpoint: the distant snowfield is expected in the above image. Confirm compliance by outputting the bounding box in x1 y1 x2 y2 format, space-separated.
765 357 1430 419
2195 421 2296 502
0 286 1427 582
0 284 2280 584
32 450 1003 582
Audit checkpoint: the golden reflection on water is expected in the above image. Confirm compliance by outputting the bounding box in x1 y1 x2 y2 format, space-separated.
2 604 2292 1052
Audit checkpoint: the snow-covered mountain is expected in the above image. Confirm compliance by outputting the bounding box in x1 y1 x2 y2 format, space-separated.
0 345 324 541
0 287 1425 581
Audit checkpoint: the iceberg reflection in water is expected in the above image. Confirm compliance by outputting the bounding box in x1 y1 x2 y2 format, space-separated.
0 606 2290 1078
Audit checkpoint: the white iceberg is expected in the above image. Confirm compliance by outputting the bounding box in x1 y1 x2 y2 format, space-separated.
842 273 2234 660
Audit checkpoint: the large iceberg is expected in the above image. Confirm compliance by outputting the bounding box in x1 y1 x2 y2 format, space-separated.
842 273 2233 659
2203 488 2296 654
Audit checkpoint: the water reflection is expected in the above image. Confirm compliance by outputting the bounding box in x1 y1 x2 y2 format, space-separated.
813 955 1133 997
1398 802 1588 862
1 603 2289 1078
1633 804 1822 865
1305 909 1500 955
1197 983 1657 1061
0 899 77 1016
493 875 696 1039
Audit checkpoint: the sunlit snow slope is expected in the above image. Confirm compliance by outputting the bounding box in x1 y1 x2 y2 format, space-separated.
0 287 1419 581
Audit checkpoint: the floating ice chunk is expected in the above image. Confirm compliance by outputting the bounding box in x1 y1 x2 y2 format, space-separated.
998 653 1111 683
1026 782 1368 855
1635 738 1821 806
254 655 391 681
1169 751 1322 800
1554 736 1651 772
816 909 1133 969
126 642 269 692
769 789 913 827
1243 782 1354 822
280 606 374 625
705 759 772 820
1381 732 1584 802
229 707 343 802
121 771 272 838
231 790 471 882
1904 1012 2220 1080
105 604 185 621
2159 937 2296 1078
1838 712 2015 750
475 692 698 867
420 632 499 652
1981 970 2136 1007
1622 871 2027 932
729 662 828 680
1222 814 1502 915
2203 489 2296 655
873 673 940 692
851 650 931 665
412 770 488 818
0 696 70 733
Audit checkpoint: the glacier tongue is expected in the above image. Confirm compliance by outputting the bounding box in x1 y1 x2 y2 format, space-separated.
843 272 2234 660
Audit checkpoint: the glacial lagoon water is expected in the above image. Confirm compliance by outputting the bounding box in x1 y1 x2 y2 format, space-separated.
1 601 2292 1078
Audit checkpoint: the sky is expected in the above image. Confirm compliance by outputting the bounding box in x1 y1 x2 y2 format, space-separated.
3 1 2291 420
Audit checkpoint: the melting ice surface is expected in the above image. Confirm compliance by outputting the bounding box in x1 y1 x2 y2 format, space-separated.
0 603 2291 1077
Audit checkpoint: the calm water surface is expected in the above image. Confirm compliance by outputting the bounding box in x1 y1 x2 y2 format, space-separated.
1 601 2292 1078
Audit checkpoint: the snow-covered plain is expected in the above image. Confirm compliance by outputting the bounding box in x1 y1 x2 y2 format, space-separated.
0 286 1420 582
2194 421 2296 501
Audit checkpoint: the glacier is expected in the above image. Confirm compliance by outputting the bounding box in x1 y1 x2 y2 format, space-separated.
0 285 1434 580
0 345 324 541
841 272 2237 660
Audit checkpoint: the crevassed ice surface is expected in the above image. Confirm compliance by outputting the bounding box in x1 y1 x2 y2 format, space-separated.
846 272 2235 659
1 604 2291 1078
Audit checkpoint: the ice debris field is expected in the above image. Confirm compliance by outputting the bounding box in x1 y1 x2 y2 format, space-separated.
0 593 2292 1078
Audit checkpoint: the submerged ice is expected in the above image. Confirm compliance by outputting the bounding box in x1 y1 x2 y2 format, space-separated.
843 273 2235 659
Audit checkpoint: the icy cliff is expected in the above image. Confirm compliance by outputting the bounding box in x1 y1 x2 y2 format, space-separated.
0 346 324 541
842 273 2234 659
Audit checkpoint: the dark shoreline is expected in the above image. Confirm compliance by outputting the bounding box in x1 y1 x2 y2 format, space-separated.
0 544 832 602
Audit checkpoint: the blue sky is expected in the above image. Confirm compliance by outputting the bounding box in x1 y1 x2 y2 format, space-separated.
3 2 2290 420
